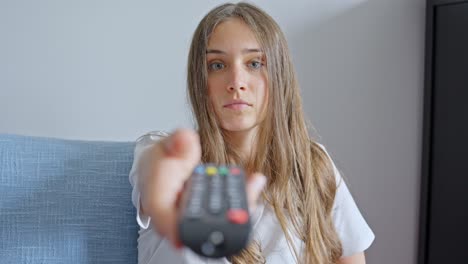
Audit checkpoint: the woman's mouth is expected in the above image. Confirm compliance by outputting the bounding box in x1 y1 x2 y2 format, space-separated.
224 103 250 110
223 100 252 110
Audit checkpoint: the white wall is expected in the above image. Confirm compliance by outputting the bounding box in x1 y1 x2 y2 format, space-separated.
0 0 426 263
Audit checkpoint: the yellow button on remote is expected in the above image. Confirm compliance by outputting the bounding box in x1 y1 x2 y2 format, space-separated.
206 166 217 176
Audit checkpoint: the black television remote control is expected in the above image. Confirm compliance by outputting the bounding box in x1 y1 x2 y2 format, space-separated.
178 164 251 258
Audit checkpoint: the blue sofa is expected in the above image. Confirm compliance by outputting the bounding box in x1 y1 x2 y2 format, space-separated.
0 134 139 263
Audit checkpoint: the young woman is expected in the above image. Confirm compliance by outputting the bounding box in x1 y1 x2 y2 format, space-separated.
129 2 375 263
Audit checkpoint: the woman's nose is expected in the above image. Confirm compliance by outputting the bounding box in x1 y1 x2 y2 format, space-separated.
226 66 247 92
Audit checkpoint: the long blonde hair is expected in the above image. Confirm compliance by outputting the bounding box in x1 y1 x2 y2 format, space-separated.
187 2 343 263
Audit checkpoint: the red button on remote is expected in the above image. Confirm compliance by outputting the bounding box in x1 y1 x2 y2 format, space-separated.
226 209 249 224
230 167 241 175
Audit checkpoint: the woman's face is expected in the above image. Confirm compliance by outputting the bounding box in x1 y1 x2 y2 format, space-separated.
206 18 268 133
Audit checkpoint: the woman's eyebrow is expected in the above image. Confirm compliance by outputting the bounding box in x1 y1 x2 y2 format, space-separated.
242 48 262 54
206 49 225 54
206 48 263 54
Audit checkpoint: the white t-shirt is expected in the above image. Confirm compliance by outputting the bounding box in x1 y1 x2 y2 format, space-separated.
129 132 375 263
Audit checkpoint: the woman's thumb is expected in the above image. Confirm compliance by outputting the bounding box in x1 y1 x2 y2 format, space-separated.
163 128 201 164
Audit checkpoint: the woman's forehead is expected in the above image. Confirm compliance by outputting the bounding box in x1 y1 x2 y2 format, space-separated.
207 18 260 51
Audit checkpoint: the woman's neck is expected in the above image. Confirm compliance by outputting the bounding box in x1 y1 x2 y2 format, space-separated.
224 127 258 162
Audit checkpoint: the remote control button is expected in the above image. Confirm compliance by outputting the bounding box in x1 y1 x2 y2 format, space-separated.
210 193 221 201
201 241 215 256
211 176 221 184
187 207 202 218
209 208 222 214
206 166 217 176
218 166 229 176
209 199 223 213
193 174 204 182
193 183 204 190
194 165 204 175
209 231 224 245
209 196 221 202
230 167 241 175
227 209 249 224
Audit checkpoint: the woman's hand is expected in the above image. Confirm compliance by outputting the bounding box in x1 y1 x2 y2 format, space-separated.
138 128 267 249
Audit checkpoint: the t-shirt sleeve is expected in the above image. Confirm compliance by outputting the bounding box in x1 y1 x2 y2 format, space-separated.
317 143 375 257
129 131 168 229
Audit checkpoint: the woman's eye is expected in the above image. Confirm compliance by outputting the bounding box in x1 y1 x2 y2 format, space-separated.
249 60 263 69
209 62 225 71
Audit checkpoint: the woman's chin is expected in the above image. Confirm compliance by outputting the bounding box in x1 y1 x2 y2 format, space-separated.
221 122 256 133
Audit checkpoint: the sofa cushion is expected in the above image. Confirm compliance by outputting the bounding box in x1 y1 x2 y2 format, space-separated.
0 134 138 264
